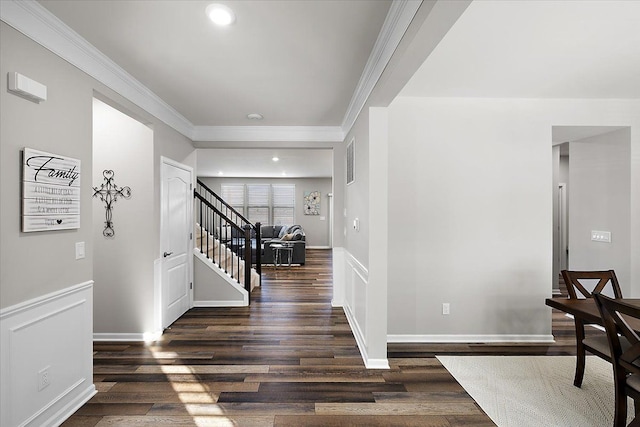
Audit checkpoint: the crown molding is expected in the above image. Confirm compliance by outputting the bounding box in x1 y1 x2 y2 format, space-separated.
0 0 194 138
1 0 414 144
341 0 422 136
192 126 344 143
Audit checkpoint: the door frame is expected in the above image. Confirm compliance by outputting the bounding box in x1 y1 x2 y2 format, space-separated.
558 182 568 271
159 156 194 330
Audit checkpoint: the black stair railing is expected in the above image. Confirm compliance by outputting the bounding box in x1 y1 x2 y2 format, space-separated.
194 182 262 301
196 179 261 276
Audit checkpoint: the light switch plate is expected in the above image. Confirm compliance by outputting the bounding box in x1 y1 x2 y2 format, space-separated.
591 231 611 243
75 241 85 259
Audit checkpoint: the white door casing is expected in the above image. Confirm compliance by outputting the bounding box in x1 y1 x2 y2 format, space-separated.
558 183 568 271
160 158 193 329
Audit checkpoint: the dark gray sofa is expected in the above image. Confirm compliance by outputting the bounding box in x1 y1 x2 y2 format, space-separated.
259 225 306 265
232 224 306 265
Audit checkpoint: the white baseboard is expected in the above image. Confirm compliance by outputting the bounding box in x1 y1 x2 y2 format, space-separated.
1 281 96 427
93 331 163 342
306 246 331 249
387 334 556 343
193 300 247 307
343 304 390 369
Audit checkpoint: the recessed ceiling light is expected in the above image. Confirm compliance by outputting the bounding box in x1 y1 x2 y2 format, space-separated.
272 157 279 162
218 171 224 176
247 113 263 120
206 3 236 26
281 172 287 176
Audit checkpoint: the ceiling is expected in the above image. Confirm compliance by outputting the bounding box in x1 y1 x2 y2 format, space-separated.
23 1 639 178
197 148 333 178
39 0 392 127
400 1 640 99
552 126 628 145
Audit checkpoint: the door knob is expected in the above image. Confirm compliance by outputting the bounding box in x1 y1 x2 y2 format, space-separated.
163 251 173 258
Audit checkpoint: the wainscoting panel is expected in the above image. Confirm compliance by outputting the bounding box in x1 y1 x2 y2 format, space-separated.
0 282 96 427
342 250 373 366
352 267 368 339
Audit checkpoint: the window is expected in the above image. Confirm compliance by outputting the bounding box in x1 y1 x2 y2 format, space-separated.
221 183 295 225
247 184 270 225
272 184 295 225
220 184 245 215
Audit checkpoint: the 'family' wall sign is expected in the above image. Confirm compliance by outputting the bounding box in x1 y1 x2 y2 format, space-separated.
22 147 81 232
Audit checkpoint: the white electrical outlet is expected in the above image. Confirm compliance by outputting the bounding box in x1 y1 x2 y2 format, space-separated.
38 366 51 391
442 303 450 315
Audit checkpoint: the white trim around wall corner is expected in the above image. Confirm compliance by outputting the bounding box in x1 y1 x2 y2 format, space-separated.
387 334 556 343
343 303 390 370
0 281 96 427
341 0 422 134
340 249 389 369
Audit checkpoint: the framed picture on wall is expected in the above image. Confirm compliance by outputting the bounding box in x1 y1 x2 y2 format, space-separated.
346 137 355 185
22 147 81 232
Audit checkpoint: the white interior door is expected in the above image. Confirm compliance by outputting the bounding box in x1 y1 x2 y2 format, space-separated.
161 158 192 329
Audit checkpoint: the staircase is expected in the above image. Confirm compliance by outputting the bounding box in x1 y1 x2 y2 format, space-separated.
193 180 261 305
194 223 260 292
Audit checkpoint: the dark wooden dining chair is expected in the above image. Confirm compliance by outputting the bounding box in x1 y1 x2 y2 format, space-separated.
561 269 623 387
594 293 640 427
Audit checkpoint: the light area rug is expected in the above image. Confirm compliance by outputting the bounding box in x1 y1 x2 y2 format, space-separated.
437 355 634 427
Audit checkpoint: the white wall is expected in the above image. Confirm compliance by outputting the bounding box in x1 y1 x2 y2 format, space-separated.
93 98 156 335
386 97 640 340
568 128 631 292
199 177 333 247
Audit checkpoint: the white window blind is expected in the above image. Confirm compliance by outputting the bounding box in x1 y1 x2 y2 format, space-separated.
272 184 295 225
247 184 270 224
221 183 295 225
221 184 245 215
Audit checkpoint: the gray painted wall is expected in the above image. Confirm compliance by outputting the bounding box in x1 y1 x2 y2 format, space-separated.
199 176 332 247
560 155 570 185
194 256 245 303
93 98 155 334
0 23 196 336
343 108 370 267
1 22 94 308
569 128 631 293
386 97 640 337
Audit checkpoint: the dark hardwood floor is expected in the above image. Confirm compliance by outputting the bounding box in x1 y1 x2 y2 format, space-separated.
63 249 581 426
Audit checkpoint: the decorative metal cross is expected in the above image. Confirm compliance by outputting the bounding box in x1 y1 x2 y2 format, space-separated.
93 170 131 237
